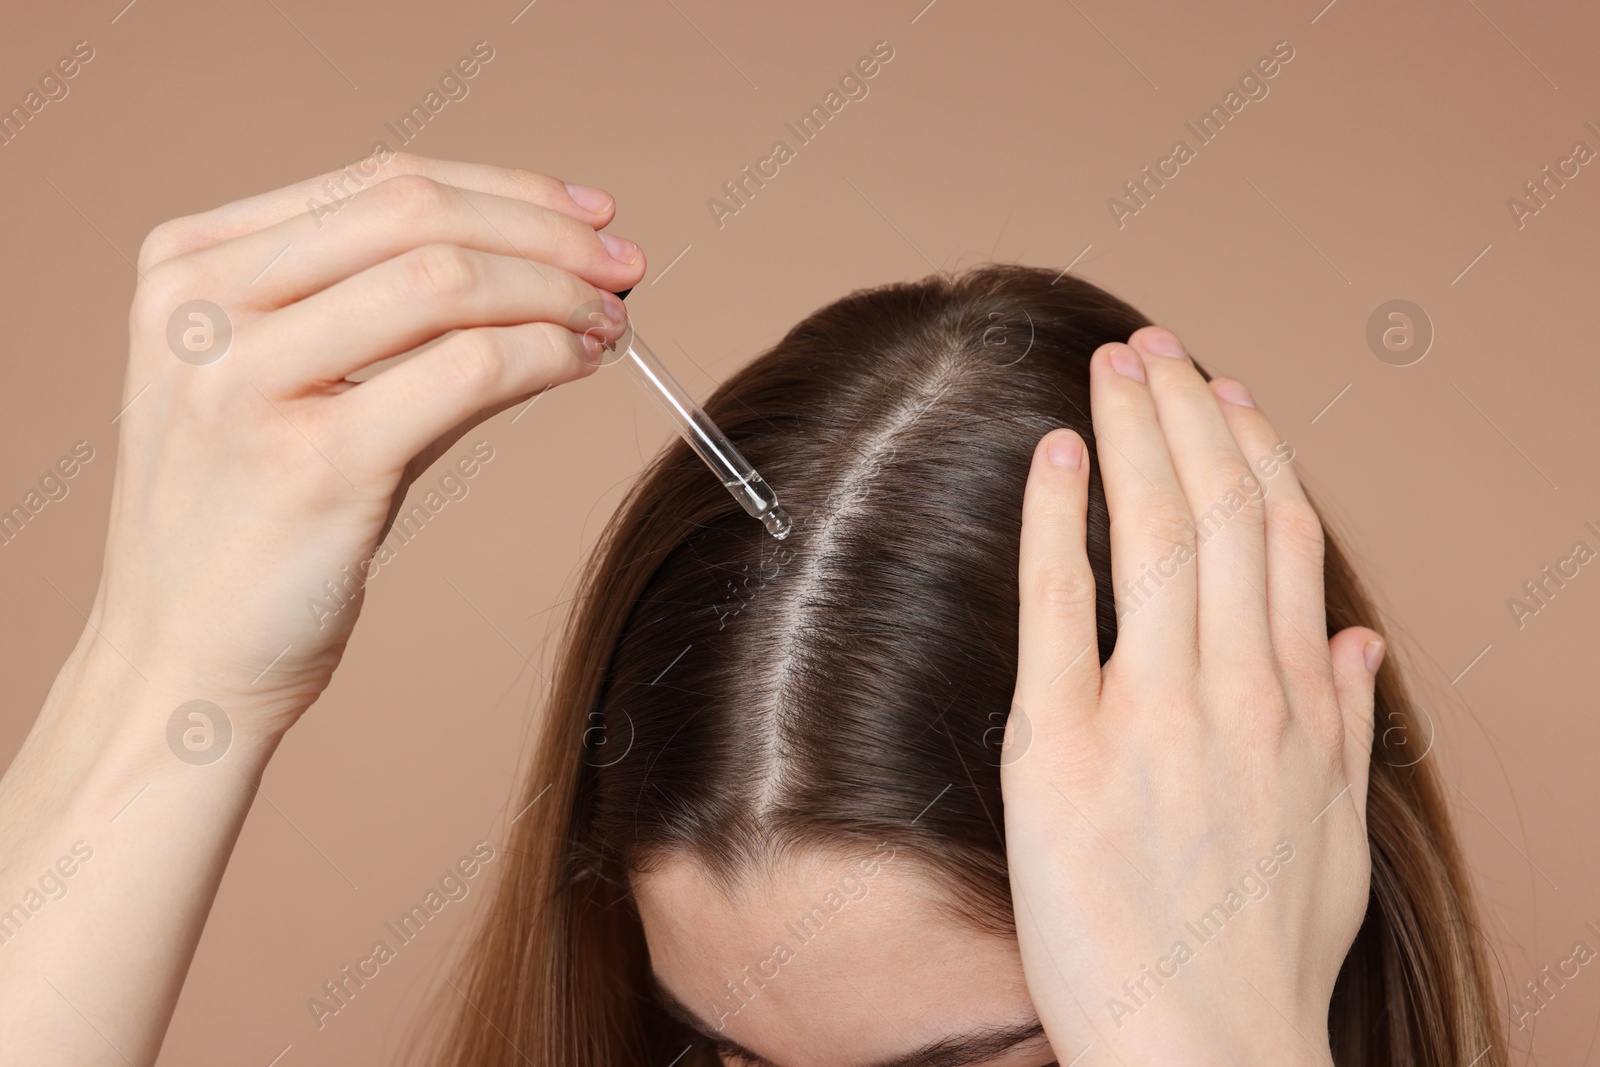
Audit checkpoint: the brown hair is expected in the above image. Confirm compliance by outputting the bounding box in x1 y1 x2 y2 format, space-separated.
429 265 1505 1066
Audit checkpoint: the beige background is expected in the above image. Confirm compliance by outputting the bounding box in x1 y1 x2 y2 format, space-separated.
2 0 1597 1062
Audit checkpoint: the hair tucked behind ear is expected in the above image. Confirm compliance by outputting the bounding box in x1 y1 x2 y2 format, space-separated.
421 265 1505 1066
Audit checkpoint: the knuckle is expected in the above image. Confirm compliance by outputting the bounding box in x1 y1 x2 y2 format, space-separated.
560 267 596 304
561 276 601 322
1213 457 1259 495
1233 492 1268 532
509 166 563 199
372 173 455 224
526 259 561 293
137 219 190 272
129 260 196 333
1216 467 1268 530
1025 561 1097 614
537 209 593 263
1288 690 1349 766
399 244 478 302
1192 495 1251 545
442 331 505 392
1137 489 1197 552
1220 670 1294 736
1273 501 1326 560
1223 665 1276 701
1278 645 1333 697
535 320 585 364
527 258 587 306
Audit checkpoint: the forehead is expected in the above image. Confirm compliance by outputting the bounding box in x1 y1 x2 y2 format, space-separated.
632 848 1041 1067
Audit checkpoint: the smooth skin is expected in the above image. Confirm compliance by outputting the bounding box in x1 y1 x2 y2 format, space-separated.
0 151 1382 1065
629 334 1384 1067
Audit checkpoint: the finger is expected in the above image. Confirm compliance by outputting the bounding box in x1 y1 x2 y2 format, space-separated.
180 175 643 313
1127 326 1270 676
1207 377 1330 693
329 319 598 465
1014 429 1102 723
1089 342 1198 679
136 152 620 271
247 247 626 389
1328 626 1384 820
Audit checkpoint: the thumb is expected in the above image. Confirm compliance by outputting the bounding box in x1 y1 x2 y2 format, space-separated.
1329 626 1385 816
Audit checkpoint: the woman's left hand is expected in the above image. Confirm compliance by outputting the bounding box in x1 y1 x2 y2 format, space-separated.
1002 325 1384 1065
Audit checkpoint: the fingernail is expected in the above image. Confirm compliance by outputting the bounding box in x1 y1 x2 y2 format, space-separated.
1109 345 1146 382
1141 328 1186 358
1214 379 1256 408
1046 430 1083 469
1364 638 1386 674
598 232 638 264
580 330 606 364
600 290 628 326
564 181 613 213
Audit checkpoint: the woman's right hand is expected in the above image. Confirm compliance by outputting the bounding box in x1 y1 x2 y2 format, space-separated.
100 152 645 736
0 154 643 1066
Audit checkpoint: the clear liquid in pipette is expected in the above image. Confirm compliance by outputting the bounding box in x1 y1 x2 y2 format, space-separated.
722 475 793 539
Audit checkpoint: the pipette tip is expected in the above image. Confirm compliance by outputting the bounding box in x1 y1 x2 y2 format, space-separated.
761 506 793 540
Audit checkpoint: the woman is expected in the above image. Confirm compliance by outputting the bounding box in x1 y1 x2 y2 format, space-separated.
0 156 1503 1066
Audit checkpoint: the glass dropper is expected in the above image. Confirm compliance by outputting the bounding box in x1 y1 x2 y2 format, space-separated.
590 289 791 540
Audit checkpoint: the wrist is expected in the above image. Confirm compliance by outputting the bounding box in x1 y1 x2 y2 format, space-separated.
85 570 341 737
20 632 284 814
1089 992 1331 1067
77 587 317 724
1037 972 1331 1067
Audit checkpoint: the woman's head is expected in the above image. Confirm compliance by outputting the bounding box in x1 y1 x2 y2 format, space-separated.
596 267 1136 1064
435 266 1504 1067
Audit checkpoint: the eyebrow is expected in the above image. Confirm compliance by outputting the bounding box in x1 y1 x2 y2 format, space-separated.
650 975 1056 1067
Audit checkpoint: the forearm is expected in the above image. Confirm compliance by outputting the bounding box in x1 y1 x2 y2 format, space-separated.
0 631 282 1066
